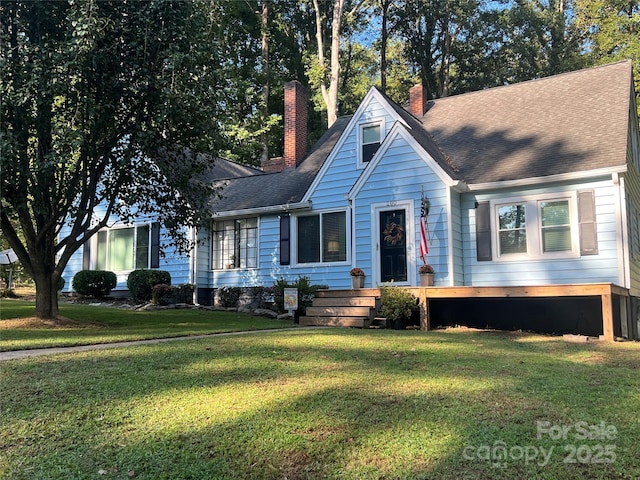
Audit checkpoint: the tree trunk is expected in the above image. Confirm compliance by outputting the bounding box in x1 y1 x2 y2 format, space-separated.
33 270 59 319
260 0 270 164
380 0 390 94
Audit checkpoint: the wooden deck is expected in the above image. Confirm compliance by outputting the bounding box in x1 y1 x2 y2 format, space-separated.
303 283 630 341
411 283 628 342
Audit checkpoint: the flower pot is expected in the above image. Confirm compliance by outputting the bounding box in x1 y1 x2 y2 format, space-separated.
351 276 364 289
419 273 434 287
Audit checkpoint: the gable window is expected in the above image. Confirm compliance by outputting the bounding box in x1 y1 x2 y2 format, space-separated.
212 218 258 269
96 225 151 272
494 194 578 259
360 123 381 163
297 211 347 264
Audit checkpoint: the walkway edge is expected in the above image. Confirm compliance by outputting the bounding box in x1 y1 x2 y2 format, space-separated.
0 327 325 362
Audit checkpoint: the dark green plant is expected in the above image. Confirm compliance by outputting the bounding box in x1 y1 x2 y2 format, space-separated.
127 269 171 302
57 277 65 292
173 284 195 304
379 285 418 322
218 286 242 308
72 270 117 298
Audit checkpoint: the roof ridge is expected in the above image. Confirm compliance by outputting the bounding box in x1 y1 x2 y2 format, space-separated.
428 60 633 105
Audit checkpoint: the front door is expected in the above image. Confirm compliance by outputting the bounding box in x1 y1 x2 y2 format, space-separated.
379 209 408 282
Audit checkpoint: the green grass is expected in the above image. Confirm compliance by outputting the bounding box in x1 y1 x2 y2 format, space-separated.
0 299 295 351
1 327 639 479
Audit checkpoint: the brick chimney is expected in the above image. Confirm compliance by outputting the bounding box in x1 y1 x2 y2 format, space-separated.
409 83 428 117
283 80 307 169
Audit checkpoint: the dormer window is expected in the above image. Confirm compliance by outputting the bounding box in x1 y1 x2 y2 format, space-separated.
360 123 381 163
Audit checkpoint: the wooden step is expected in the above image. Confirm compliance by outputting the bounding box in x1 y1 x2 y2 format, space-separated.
312 296 379 307
306 306 374 317
299 316 373 328
314 288 380 298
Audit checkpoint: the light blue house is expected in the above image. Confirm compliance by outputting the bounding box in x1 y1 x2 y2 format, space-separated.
62 61 640 338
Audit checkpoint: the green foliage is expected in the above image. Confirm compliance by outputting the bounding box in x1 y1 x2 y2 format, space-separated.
57 276 65 292
151 283 194 306
126 269 171 302
218 286 242 308
272 276 327 314
379 284 418 321
72 270 117 298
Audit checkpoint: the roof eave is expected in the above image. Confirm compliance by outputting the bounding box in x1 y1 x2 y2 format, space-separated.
466 165 628 192
212 201 312 219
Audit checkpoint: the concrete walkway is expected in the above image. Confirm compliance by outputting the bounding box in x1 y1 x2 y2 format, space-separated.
0 327 313 362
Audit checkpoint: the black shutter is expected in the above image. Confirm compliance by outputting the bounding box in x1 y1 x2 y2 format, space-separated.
476 202 492 261
82 239 91 270
578 190 598 255
280 215 290 265
150 222 161 268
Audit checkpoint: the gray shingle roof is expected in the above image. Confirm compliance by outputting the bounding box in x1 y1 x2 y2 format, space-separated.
210 116 351 213
420 61 633 184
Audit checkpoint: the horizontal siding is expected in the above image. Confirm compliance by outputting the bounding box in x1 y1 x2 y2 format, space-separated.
354 133 450 286
450 190 464 285
461 180 621 286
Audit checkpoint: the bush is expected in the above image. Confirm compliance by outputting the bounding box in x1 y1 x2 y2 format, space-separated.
72 270 117 298
379 285 418 329
127 269 171 302
57 276 65 292
218 286 242 308
151 283 195 306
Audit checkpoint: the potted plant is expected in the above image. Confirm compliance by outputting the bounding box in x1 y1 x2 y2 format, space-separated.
379 285 418 330
350 267 365 289
419 264 435 286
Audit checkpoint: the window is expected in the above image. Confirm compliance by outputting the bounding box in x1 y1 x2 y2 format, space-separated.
539 200 571 253
297 211 347 264
498 204 527 254
212 218 258 269
96 225 151 271
360 123 381 163
494 195 577 259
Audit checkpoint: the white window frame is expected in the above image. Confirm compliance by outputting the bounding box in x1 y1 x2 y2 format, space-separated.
491 192 580 261
292 208 350 266
93 223 151 273
211 217 259 270
357 118 385 168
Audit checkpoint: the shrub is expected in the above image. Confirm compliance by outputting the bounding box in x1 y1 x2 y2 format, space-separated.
72 270 117 298
218 286 242 308
57 276 65 292
379 285 418 322
127 269 171 302
150 283 194 306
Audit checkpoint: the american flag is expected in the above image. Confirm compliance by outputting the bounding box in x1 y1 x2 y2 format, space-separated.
420 190 429 264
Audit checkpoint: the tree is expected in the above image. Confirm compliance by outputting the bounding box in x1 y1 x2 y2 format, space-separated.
311 0 346 127
575 0 640 116
0 1 222 319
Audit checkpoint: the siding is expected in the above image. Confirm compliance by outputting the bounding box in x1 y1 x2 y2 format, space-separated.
461 180 621 286
353 132 450 287
625 112 640 295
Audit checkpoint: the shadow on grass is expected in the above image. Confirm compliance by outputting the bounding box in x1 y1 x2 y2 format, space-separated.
1 329 639 479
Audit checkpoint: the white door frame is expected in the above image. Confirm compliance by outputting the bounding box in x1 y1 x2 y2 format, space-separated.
371 200 416 286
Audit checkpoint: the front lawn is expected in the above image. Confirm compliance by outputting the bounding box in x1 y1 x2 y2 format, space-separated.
0 299 294 351
1 328 639 479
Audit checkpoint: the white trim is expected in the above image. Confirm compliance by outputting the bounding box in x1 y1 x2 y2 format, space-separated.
371 200 416 286
349 122 457 200
490 192 580 261
92 222 153 274
615 174 630 288
302 87 408 203
291 208 351 267
468 165 627 192
447 188 455 286
212 201 311 219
